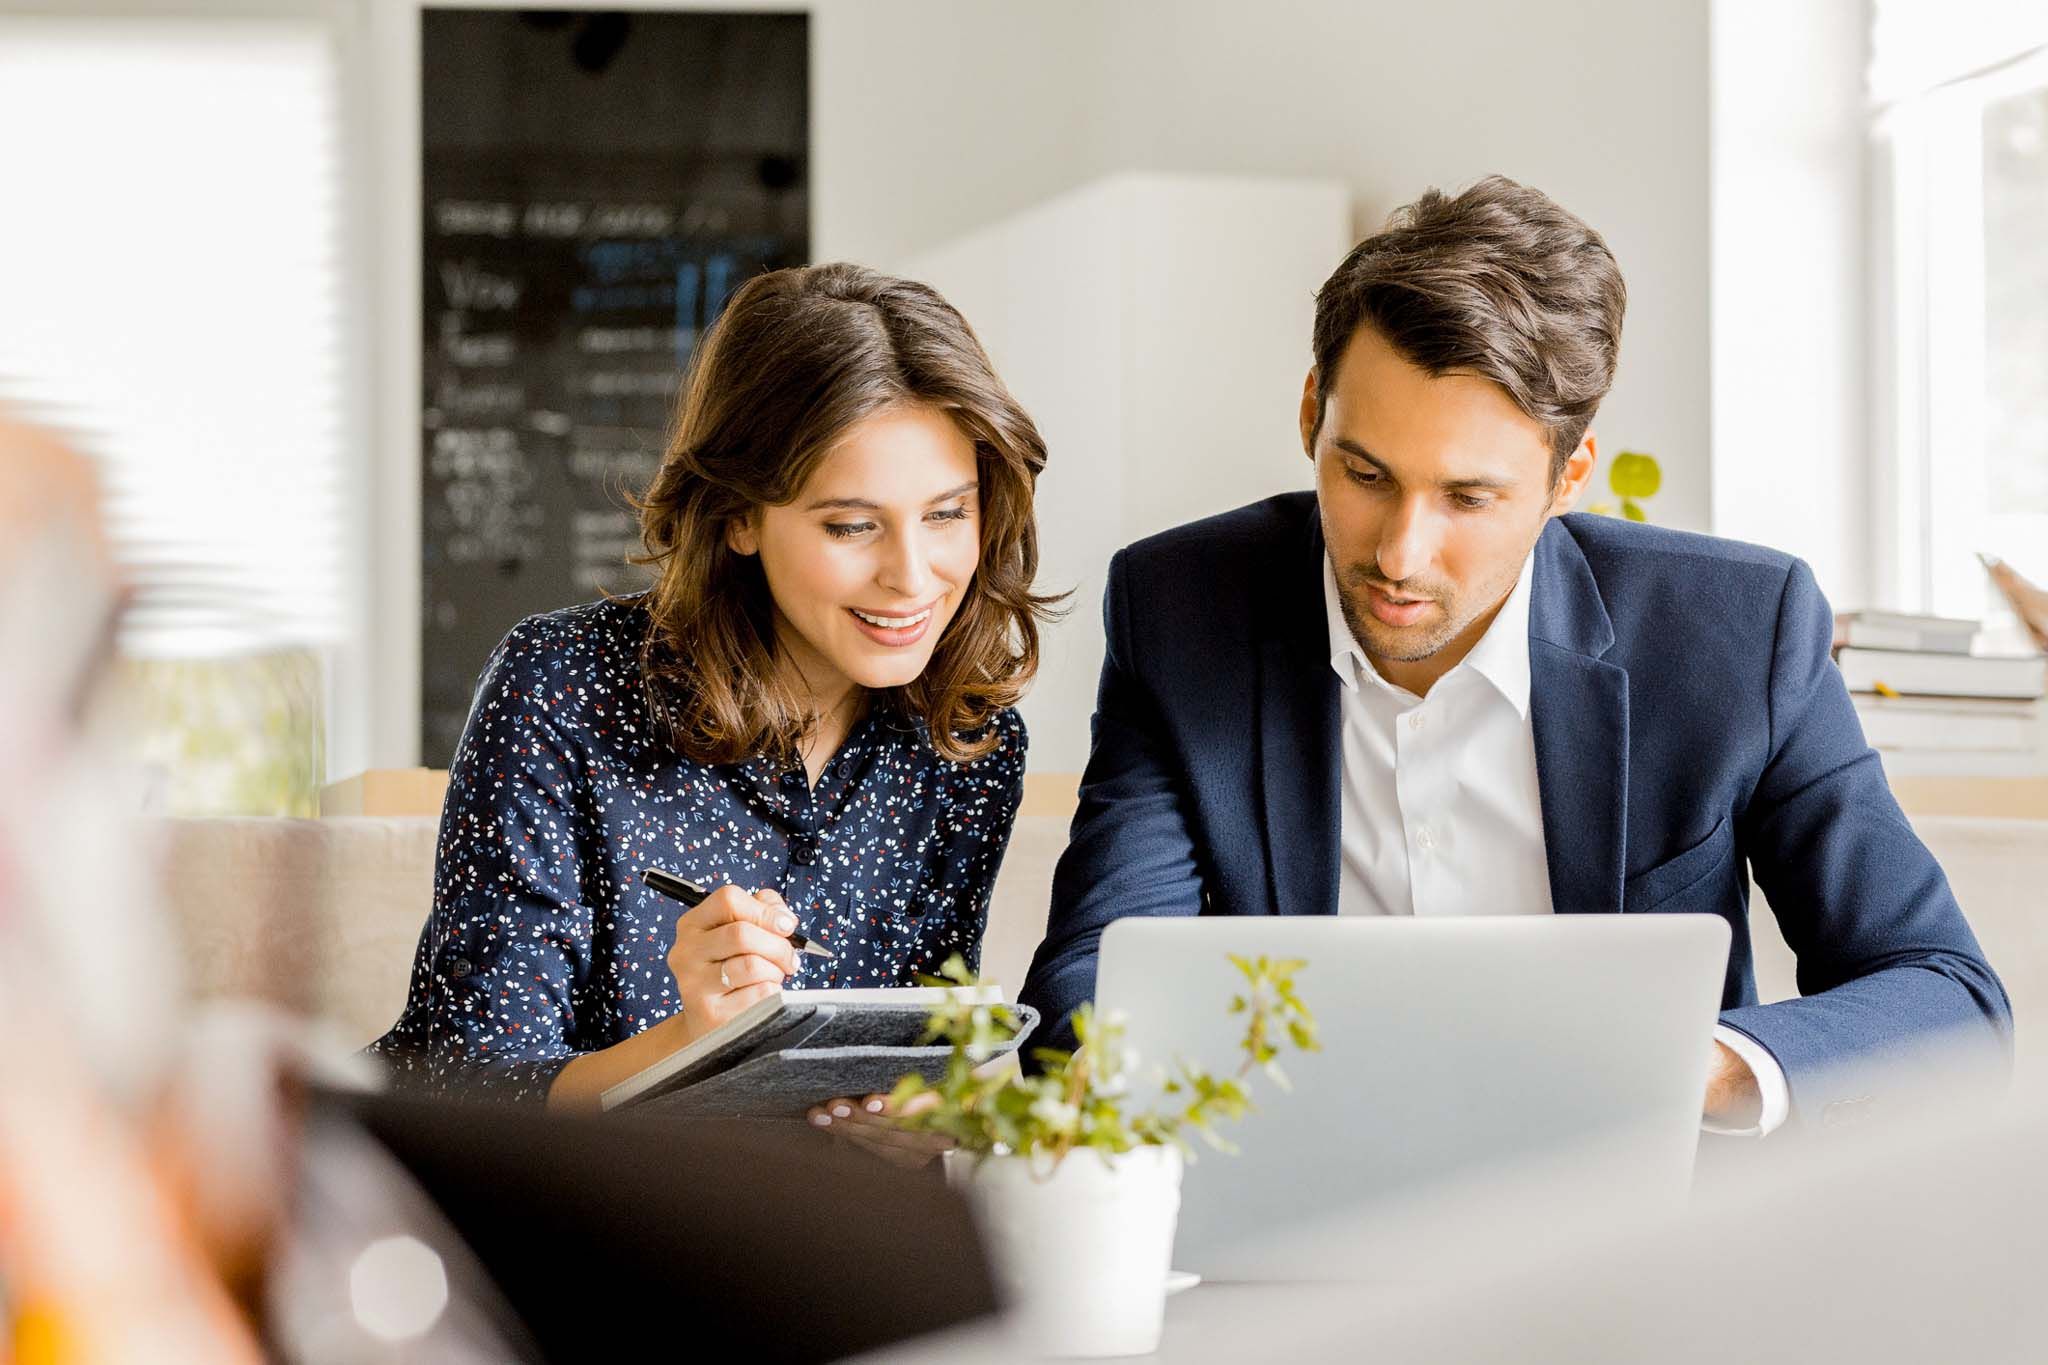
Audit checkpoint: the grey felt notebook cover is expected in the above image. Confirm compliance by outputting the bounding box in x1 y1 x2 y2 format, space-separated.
632 1002 1041 1121
638 1002 823 1097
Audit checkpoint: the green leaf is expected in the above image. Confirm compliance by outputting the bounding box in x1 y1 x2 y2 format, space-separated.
1621 498 1648 522
1609 451 1661 499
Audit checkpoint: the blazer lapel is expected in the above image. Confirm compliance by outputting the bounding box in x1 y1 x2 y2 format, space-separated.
1528 520 1630 916
1259 636 1341 917
1257 508 1341 917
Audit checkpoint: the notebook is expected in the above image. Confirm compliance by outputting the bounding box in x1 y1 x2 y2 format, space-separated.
598 985 1037 1119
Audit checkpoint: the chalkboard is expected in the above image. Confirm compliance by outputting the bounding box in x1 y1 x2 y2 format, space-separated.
420 8 808 766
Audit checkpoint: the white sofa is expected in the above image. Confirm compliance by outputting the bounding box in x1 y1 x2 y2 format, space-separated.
160 813 2042 1072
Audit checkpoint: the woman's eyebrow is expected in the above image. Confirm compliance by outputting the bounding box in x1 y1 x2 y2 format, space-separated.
801 480 979 513
924 479 978 505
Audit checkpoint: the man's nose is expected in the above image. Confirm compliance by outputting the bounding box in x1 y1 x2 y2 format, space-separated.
1373 496 1441 585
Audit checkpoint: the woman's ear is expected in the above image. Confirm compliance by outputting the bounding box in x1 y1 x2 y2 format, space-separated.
725 512 761 557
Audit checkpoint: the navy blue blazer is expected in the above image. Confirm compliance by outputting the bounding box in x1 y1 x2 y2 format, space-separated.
1019 493 2011 1129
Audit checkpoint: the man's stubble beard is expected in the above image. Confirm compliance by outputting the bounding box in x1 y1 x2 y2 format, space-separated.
1331 518 1550 669
1335 581 1463 665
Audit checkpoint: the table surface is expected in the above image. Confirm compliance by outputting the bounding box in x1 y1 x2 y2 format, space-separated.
865 1281 1378 1363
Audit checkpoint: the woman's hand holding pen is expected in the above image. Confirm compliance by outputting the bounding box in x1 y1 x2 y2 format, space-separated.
549 883 800 1108
666 885 802 1044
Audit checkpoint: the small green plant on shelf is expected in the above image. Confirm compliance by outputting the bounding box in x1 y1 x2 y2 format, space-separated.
1586 449 1662 522
888 952 1319 1167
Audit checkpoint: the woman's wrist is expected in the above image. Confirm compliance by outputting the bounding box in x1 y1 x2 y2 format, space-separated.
546 1010 698 1110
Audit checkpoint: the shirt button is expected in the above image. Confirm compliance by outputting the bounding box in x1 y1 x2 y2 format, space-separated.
448 957 473 979
790 834 819 866
1416 826 1437 852
1407 711 1426 731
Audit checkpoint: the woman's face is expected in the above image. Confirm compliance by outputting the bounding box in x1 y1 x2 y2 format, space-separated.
729 402 982 705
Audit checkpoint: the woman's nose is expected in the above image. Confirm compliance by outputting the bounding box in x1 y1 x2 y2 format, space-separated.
877 529 935 599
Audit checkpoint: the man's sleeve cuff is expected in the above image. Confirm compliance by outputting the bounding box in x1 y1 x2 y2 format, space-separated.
1703 1023 1791 1137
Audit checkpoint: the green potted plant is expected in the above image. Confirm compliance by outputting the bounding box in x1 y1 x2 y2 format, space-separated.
1586 449 1662 521
890 955 1318 1358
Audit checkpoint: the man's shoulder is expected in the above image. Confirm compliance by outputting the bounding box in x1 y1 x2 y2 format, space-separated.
1551 514 1807 650
1557 511 1796 578
1118 491 1316 584
1548 511 1794 593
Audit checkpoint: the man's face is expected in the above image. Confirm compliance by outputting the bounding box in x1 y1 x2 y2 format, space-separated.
1302 325 1594 693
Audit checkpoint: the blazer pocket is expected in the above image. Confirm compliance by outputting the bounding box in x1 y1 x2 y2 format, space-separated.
1625 815 1736 915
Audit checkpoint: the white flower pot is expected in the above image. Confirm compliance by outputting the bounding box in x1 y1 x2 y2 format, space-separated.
945 1144 1184 1358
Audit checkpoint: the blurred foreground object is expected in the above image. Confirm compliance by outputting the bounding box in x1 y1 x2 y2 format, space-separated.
0 412 264 1359
1982 553 2048 653
0 415 113 579
324 1087 1000 1362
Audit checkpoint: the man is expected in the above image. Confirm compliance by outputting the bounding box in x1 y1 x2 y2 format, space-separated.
1018 177 2009 1134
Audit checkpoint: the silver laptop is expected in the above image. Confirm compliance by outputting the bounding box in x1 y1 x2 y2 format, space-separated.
1095 914 1731 1281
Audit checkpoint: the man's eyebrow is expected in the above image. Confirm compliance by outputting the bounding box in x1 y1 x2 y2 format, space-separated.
1332 437 1516 491
800 480 979 513
1332 437 1389 473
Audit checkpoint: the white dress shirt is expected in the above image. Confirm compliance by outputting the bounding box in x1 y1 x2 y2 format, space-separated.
1322 552 1790 1137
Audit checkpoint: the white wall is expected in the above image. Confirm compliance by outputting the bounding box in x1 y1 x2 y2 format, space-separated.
1709 0 1871 607
1092 0 1715 535
829 0 1717 528
808 0 1108 266
906 174 1351 772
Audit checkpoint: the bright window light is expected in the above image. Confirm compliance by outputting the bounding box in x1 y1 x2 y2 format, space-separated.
0 16 347 659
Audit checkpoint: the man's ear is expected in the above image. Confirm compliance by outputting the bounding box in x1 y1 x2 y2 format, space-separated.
1548 430 1597 516
725 512 761 557
1298 368 1319 460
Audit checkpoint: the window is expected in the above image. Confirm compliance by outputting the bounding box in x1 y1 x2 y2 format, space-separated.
0 13 355 814
1871 2 2048 630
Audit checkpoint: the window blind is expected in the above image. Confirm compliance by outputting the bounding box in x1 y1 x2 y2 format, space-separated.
0 15 348 660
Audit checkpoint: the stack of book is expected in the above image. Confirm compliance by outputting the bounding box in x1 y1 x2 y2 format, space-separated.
1835 611 2048 776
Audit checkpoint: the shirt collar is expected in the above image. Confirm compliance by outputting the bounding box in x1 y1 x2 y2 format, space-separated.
1322 549 1536 717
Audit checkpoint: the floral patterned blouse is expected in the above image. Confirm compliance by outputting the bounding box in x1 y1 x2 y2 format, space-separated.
369 596 1027 1102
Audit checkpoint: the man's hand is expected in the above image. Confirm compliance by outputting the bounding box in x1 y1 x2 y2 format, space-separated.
1703 1039 1763 1128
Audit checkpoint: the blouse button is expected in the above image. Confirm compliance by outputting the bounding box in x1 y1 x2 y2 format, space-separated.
790 834 819 866
448 957 473 979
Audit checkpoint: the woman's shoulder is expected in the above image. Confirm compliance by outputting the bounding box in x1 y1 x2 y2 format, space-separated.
932 706 1027 782
487 595 651 674
471 595 654 733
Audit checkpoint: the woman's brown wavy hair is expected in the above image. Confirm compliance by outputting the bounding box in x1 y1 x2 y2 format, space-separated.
632 262 1062 767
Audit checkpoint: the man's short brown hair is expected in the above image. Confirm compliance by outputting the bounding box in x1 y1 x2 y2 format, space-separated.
1310 175 1627 482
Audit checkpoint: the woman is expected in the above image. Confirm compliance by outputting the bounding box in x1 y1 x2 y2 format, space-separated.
371 263 1059 1117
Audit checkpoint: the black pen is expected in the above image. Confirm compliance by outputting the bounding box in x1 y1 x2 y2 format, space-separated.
641 867 837 962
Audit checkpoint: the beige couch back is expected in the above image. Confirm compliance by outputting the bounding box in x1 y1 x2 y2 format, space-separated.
161 813 2042 1065
159 813 1070 1047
